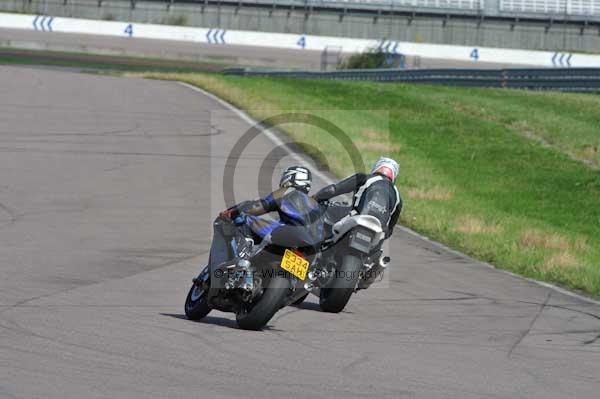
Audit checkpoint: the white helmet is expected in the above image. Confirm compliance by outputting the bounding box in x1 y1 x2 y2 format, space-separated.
371 157 399 182
279 166 312 193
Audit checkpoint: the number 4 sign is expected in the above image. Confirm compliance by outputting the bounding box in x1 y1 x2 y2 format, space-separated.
124 24 133 37
297 36 306 49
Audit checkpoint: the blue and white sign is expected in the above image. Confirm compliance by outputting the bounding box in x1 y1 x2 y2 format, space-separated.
552 52 572 67
206 28 226 44
297 36 306 49
32 15 54 32
124 23 134 37
378 40 400 55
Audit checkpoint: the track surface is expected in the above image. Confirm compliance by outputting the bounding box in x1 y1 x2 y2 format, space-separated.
0 66 599 399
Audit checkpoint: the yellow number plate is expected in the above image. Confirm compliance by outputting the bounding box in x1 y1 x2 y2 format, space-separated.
280 249 309 281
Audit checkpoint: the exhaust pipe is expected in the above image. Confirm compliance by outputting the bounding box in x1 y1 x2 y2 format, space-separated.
380 256 390 269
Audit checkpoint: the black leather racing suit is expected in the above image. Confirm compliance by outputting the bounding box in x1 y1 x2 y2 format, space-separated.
313 172 402 239
314 172 402 289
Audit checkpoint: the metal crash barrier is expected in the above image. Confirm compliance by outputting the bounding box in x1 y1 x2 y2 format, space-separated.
223 67 600 91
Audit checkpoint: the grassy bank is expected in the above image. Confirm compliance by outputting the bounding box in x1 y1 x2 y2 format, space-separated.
136 72 600 297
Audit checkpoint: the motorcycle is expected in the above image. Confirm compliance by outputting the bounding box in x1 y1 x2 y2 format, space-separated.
311 201 391 313
185 215 322 330
185 197 390 329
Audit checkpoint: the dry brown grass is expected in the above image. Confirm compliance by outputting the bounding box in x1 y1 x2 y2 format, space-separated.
574 237 588 251
452 102 495 121
408 187 453 201
355 140 401 152
362 129 382 140
541 252 579 270
357 129 401 153
509 120 537 133
519 229 570 250
583 145 598 154
509 122 599 169
581 145 599 164
455 216 501 234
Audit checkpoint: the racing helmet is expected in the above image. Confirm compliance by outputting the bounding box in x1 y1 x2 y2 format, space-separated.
279 166 312 193
371 157 399 182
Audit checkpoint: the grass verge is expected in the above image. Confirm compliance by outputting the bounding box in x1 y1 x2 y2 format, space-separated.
136 72 600 298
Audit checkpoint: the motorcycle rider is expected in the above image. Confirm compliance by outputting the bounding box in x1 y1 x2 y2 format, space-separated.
313 157 402 289
209 166 321 269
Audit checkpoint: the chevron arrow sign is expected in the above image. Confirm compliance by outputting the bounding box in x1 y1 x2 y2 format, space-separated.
32 15 54 32
206 28 226 44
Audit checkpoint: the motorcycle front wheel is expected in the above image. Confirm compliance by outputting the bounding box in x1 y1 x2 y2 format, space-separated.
236 276 290 330
184 275 211 320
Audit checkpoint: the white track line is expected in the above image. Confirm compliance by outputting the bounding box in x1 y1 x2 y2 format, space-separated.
177 80 600 306
178 82 331 184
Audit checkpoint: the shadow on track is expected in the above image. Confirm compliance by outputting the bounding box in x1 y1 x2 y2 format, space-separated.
160 313 239 329
291 300 322 312
160 312 287 332
292 299 355 314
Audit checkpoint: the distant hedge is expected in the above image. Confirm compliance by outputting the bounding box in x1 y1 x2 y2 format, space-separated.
339 49 387 70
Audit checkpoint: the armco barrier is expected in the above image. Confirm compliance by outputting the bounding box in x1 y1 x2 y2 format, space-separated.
223 67 600 91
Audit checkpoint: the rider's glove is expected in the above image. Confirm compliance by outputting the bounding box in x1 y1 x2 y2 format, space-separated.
219 208 236 221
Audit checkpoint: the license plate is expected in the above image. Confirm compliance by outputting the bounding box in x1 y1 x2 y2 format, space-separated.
280 249 309 281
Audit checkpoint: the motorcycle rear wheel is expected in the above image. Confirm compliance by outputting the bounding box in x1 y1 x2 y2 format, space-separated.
319 254 361 313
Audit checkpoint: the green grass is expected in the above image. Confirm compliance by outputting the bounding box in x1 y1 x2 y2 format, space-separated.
135 72 600 298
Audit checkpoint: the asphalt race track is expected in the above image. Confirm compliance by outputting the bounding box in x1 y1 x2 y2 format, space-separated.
0 65 599 399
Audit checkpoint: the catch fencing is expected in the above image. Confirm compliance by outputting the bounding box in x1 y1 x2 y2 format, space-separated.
499 0 600 17
169 0 600 17
236 0 485 10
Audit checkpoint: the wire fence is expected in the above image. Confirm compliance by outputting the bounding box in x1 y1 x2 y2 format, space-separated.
499 0 600 17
